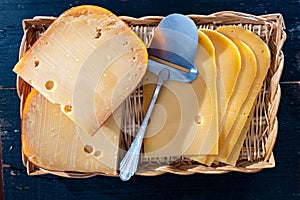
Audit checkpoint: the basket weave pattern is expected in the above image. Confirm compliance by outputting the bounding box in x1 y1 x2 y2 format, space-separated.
17 11 286 177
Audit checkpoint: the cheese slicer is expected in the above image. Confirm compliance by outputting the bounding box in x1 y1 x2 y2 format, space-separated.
119 14 198 181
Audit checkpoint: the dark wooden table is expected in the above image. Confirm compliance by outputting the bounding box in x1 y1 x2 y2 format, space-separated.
1 0 299 199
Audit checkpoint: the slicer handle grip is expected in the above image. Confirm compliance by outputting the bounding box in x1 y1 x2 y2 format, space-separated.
119 69 169 181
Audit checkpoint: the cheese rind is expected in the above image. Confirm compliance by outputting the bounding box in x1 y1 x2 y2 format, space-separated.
22 89 121 174
216 26 270 165
143 31 218 157
13 5 148 136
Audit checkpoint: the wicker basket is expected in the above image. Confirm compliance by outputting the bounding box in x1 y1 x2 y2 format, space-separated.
17 11 286 178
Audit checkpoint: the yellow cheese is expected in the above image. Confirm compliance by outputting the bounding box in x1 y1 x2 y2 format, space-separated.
200 38 257 166
216 26 270 165
13 5 148 136
189 29 241 164
143 31 218 157
200 29 241 131
22 89 121 174
227 104 255 165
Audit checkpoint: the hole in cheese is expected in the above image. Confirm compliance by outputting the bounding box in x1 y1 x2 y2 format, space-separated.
123 41 129 46
34 60 40 68
194 115 203 125
64 104 72 113
94 151 102 157
83 144 93 154
45 80 55 90
95 28 102 39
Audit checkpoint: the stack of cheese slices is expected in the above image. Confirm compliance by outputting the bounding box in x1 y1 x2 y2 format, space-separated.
191 27 270 166
14 5 270 175
143 27 270 166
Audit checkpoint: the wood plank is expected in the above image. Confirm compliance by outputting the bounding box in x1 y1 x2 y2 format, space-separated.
0 88 20 130
0 0 299 87
0 138 3 200
0 82 299 199
0 0 300 199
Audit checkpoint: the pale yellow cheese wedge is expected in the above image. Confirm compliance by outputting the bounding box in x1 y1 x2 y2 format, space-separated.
22 89 121 174
14 5 148 136
143 31 218 157
200 29 241 131
201 38 257 166
216 26 270 165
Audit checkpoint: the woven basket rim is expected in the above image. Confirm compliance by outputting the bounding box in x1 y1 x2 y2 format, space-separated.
20 11 286 27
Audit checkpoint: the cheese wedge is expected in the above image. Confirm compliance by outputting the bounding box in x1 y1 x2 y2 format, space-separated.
22 89 121 174
216 26 270 165
200 38 257 166
143 31 218 157
14 5 148 136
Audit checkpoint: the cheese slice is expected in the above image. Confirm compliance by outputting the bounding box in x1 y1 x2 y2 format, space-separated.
199 38 258 166
143 31 218 157
200 29 241 131
227 104 255 165
216 26 271 165
188 29 241 164
14 5 148 136
22 89 121 174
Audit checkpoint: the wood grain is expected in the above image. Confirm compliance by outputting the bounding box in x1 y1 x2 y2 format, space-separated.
0 0 299 199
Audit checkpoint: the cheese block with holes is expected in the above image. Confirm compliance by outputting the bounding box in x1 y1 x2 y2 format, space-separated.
143 31 218 157
13 5 148 136
22 89 121 174
216 26 271 165
196 35 258 166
